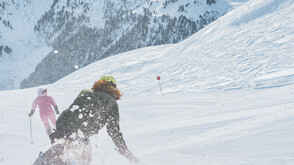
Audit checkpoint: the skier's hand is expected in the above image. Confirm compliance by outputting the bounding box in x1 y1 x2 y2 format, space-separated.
28 111 34 117
54 106 60 115
128 155 140 164
123 150 140 164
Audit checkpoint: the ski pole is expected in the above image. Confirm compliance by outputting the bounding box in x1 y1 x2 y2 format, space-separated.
30 117 34 144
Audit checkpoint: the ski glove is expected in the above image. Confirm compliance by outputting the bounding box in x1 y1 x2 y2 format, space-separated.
28 110 34 117
121 149 140 164
54 106 60 115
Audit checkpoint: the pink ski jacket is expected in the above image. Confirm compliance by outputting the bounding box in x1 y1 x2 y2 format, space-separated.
32 93 57 117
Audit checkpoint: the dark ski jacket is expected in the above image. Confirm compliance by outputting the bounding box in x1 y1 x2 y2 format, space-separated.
50 85 128 154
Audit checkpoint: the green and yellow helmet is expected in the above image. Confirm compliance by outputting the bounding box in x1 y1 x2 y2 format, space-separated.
99 76 117 88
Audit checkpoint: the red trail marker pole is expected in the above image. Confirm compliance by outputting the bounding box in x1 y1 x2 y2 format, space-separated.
157 76 164 96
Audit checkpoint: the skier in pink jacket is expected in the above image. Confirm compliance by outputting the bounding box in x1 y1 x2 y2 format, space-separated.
28 88 60 135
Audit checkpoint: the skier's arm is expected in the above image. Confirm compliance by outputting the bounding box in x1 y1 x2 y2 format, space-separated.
29 99 37 117
49 96 59 114
106 103 128 154
106 103 139 163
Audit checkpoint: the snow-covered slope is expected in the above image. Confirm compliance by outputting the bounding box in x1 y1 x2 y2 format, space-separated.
0 0 51 90
1 85 294 165
0 0 247 91
1 0 294 164
20 0 241 89
53 0 294 96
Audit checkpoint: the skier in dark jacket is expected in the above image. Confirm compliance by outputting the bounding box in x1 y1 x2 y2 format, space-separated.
48 76 139 163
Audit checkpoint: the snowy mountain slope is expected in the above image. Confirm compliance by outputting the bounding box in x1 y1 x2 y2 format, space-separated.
53 0 294 96
20 0 242 89
1 85 294 165
1 0 294 164
0 0 52 90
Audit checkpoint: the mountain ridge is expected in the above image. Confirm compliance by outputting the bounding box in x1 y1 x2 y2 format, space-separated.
20 0 235 89
49 0 294 96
